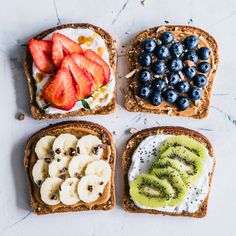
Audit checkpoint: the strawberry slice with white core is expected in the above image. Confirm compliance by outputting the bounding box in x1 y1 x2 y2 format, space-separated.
52 33 83 68
42 68 76 110
28 39 55 73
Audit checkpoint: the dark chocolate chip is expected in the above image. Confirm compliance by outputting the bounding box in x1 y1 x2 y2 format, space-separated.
69 148 76 156
77 147 80 154
44 158 52 164
100 181 104 185
55 148 61 154
88 185 93 192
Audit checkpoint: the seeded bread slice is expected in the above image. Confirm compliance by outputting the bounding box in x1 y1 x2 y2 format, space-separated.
122 126 215 218
24 23 117 120
125 25 219 119
24 121 116 215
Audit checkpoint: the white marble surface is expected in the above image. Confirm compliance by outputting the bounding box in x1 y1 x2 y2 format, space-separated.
0 0 236 235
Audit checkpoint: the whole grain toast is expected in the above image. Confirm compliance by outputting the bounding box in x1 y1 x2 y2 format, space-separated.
24 121 116 215
24 23 117 120
125 25 219 119
122 126 215 218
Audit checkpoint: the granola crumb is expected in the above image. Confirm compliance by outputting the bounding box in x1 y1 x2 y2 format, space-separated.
125 69 137 79
17 113 25 121
127 128 137 134
140 0 145 6
113 130 118 135
164 20 170 24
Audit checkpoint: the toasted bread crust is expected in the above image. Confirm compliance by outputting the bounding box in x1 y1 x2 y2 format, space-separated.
24 23 117 120
122 126 215 218
24 121 116 215
125 25 219 119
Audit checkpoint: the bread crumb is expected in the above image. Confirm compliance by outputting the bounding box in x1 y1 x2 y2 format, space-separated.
140 0 145 6
127 128 137 134
125 69 137 79
113 130 118 135
144 118 148 124
17 113 25 121
164 20 170 24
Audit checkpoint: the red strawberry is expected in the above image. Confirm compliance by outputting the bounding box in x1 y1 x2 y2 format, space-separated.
71 53 105 91
84 49 110 84
52 33 83 68
42 68 76 110
61 56 93 100
28 39 56 73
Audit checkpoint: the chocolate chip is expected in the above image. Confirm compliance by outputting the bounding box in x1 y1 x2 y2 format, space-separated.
77 147 80 154
44 158 52 164
101 133 107 144
50 194 57 200
59 186 61 191
99 193 102 197
57 158 61 162
37 180 42 186
55 148 61 154
92 146 99 155
59 175 66 180
69 148 76 156
75 173 82 179
100 181 104 185
88 185 93 192
60 167 68 173
50 150 55 157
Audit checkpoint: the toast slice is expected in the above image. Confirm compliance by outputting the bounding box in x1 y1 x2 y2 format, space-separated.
122 126 215 218
125 25 219 119
24 121 116 215
24 23 117 120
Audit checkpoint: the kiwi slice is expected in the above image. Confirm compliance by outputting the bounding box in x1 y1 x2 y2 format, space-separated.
159 135 207 159
150 167 187 207
130 173 174 208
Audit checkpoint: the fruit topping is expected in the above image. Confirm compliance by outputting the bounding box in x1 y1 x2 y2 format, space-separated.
175 81 190 94
138 69 153 84
163 88 178 104
142 38 157 52
149 92 163 106
198 47 211 60
198 62 211 74
168 58 183 72
155 45 170 60
160 32 174 45
167 72 180 86
182 66 196 79
152 78 166 92
175 96 190 111
138 86 151 100
188 87 202 101
184 51 198 64
192 74 207 88
152 61 166 75
138 52 152 67
184 35 199 50
170 42 184 56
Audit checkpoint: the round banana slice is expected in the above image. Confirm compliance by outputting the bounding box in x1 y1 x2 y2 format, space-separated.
77 175 104 203
35 136 56 159
59 178 80 205
52 133 78 157
68 155 93 178
40 177 63 205
85 160 111 185
48 156 70 178
32 159 49 186
76 135 103 160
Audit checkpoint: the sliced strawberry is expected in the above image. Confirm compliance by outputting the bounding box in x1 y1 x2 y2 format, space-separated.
28 39 55 73
71 53 106 91
42 68 76 110
52 33 83 68
84 49 110 84
61 56 93 100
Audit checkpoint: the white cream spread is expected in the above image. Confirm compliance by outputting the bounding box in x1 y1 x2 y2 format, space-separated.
128 135 214 213
32 28 115 114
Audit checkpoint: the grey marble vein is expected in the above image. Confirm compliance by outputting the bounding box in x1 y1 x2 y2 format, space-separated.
110 0 129 26
53 0 62 26
209 9 236 28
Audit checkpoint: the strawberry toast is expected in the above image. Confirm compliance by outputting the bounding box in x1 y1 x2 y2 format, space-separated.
24 24 117 119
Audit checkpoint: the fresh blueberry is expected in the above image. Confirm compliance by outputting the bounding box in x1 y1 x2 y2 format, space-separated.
198 47 211 60
184 35 199 50
170 42 184 56
160 32 174 44
198 62 211 73
163 88 178 104
175 81 190 94
188 87 202 101
167 72 180 86
155 45 170 59
138 52 152 67
152 78 166 91
138 85 151 99
184 51 198 64
152 61 166 75
142 38 157 52
175 96 190 111
168 58 183 72
149 92 163 106
138 69 153 84
192 74 207 88
182 66 196 79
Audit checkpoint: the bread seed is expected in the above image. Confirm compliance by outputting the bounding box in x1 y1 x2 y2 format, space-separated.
128 128 137 134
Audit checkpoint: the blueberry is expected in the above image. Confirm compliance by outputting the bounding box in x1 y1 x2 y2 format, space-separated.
176 81 190 94
182 66 196 79
142 38 157 52
138 52 152 67
160 32 174 44
138 85 151 99
192 74 207 88
184 51 198 64
138 69 153 84
168 58 183 72
149 92 163 106
167 72 180 86
188 87 202 101
170 42 184 56
175 96 190 111
163 88 178 104
198 47 211 60
198 62 211 73
152 78 166 91
152 61 166 75
184 35 199 50
155 45 170 59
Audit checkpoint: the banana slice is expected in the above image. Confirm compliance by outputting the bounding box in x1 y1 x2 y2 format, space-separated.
68 154 93 178
52 133 78 157
35 136 56 159
76 135 103 160
59 178 80 205
85 160 111 184
32 159 49 186
48 156 70 178
40 177 63 205
77 175 104 203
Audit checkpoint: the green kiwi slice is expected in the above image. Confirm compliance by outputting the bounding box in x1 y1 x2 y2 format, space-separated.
130 173 174 208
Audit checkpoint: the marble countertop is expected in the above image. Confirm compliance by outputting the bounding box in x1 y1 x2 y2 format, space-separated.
0 0 236 235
